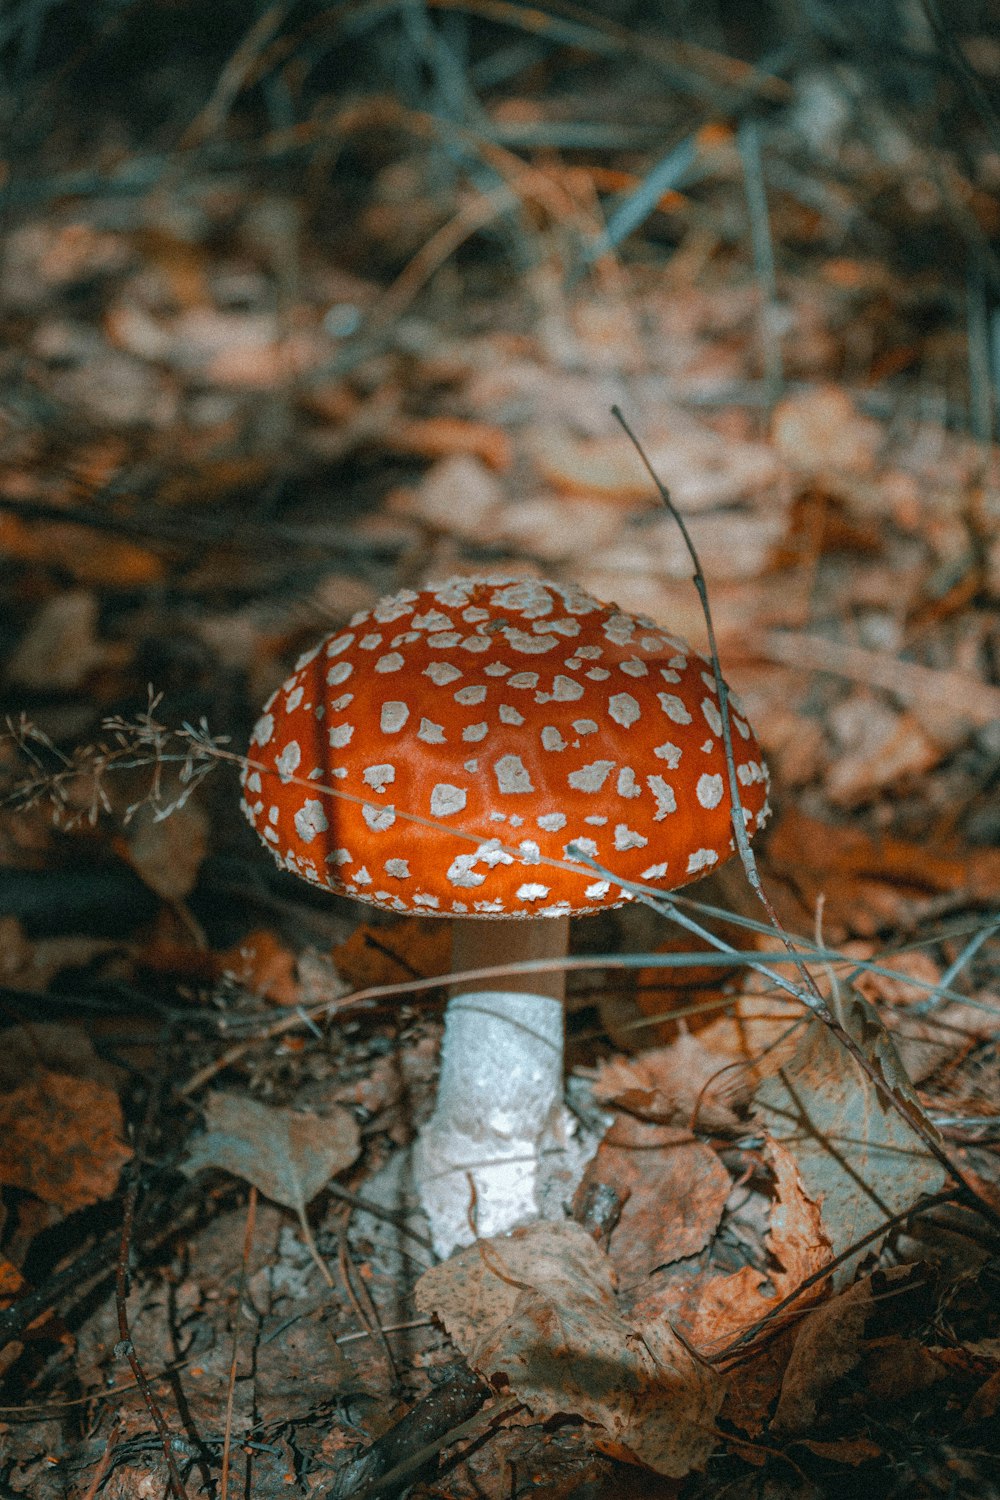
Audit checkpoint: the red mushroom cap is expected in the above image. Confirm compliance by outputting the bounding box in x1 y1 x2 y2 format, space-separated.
241 576 770 916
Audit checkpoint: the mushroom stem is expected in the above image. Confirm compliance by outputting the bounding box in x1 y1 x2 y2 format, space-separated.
413 914 574 1257
450 913 569 1002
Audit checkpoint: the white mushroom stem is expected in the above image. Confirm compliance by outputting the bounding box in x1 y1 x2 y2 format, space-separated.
413 915 580 1258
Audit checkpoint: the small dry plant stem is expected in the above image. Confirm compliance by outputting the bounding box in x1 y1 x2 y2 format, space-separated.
220 1185 257 1500
611 405 1000 1234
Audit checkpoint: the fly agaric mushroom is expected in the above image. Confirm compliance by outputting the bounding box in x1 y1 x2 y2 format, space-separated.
241 575 769 1256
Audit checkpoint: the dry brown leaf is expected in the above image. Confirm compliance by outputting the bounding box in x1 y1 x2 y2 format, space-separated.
0 514 163 588
218 928 301 1006
181 1092 360 1214
772 1266 919 1434
772 386 882 474
754 991 949 1280
120 797 209 903
7 592 124 690
691 1140 831 1352
592 1031 747 1133
825 696 941 806
388 453 505 538
0 1071 132 1212
386 415 513 471
416 1220 724 1477
584 1116 732 1282
331 917 450 990
532 420 778 510
765 808 1000 938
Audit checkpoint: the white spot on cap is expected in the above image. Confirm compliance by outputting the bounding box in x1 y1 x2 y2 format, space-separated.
697 773 724 809
294 799 329 843
245 771 262 793
431 784 467 817
508 671 539 689
541 726 567 751
568 760 615 792
542 674 584 702
617 767 640 798
363 804 397 831
384 858 410 878
268 805 279 824
425 661 462 685
517 840 541 863
252 712 274 747
476 840 514 868
734 716 751 740
463 722 488 742
329 724 354 749
609 692 641 727
641 862 670 879
658 692 693 725
295 644 320 670
572 719 598 735
701 739 714 753
413 610 453 631
517 883 550 902
326 633 355 657
360 633 383 650
620 658 648 677
331 694 353 711
504 627 557 654
413 893 441 909
585 881 611 899
430 632 462 649
276 741 301 780
659 668 681 685
495 755 533 793
455 685 487 706
286 685 304 712
373 590 417 622
614 824 648 851
586 667 611 680
418 718 446 744
390 630 419 646
381 702 409 733
647 775 677 819
363 763 395 793
702 698 723 736
491 580 553 617
326 661 353 686
499 704 524 725
354 866 372 884
326 848 351 866
464 759 479 772
738 760 765 785
463 606 490 622
537 812 566 832
687 848 719 874
566 837 598 859
447 854 486 888
701 671 718 694
375 652 404 673
584 815 607 826
484 662 510 677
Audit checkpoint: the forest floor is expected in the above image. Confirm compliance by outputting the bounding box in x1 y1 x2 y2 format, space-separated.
0 6 999 1498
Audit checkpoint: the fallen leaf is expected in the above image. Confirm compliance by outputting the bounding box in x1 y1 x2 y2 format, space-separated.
771 386 882 474
120 797 209 902
0 1071 132 1212
218 928 300 1006
592 1030 748 1134
331 917 450 990
181 1092 360 1214
584 1116 732 1282
388 453 505 538
386 415 513 470
7 592 123 690
416 1220 724 1477
772 1266 920 1433
754 992 949 1281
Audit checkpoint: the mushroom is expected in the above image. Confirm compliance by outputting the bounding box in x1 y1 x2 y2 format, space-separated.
241 575 770 1256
